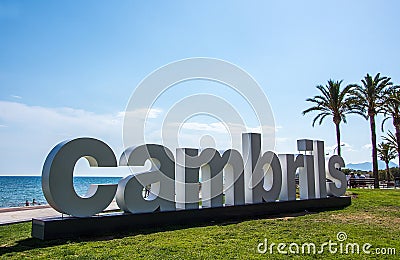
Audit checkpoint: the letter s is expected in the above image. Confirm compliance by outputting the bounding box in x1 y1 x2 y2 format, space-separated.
326 155 346 196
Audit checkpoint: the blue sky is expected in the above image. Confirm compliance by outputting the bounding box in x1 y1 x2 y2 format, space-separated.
1 0 400 176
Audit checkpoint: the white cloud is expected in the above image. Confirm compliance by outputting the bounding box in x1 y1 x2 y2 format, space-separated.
0 101 123 137
122 108 163 119
363 144 372 150
0 101 279 174
10 95 22 99
147 108 163 119
0 101 125 175
180 122 227 133
247 125 278 134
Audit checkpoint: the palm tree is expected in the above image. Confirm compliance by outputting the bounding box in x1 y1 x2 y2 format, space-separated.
302 79 360 156
382 130 398 153
381 87 400 167
377 142 396 181
352 73 393 188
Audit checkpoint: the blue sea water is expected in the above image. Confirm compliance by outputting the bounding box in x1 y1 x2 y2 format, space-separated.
0 176 121 208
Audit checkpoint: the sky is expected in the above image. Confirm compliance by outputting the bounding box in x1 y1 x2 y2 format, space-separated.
1 0 400 176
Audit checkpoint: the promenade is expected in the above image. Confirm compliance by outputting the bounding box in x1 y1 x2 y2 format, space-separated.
0 201 119 225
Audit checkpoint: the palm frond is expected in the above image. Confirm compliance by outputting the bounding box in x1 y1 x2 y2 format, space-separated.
382 130 398 151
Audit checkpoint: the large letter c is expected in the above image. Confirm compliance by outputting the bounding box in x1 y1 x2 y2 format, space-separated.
42 138 117 217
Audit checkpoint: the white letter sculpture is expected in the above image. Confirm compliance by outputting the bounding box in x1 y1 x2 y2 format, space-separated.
42 138 118 217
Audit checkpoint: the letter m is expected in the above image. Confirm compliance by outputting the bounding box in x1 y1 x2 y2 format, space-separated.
302 243 316 254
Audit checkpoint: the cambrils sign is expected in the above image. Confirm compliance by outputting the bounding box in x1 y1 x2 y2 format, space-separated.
34 58 350 240
42 134 346 218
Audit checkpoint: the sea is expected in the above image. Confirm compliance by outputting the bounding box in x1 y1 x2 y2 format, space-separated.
0 176 121 208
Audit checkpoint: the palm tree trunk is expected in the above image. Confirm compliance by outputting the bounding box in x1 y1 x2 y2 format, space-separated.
370 115 379 189
395 125 400 168
335 123 341 156
386 161 390 181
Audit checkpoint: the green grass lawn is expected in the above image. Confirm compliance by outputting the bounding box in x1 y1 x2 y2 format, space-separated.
1 189 400 259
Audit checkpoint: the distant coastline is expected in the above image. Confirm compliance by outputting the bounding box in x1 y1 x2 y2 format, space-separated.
345 161 398 171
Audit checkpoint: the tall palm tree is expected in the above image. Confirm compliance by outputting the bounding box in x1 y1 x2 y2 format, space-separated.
377 142 396 181
352 73 393 188
302 79 360 156
381 87 400 167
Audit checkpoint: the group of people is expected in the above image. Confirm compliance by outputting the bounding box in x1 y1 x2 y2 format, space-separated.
25 199 39 206
346 172 369 188
349 172 367 179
